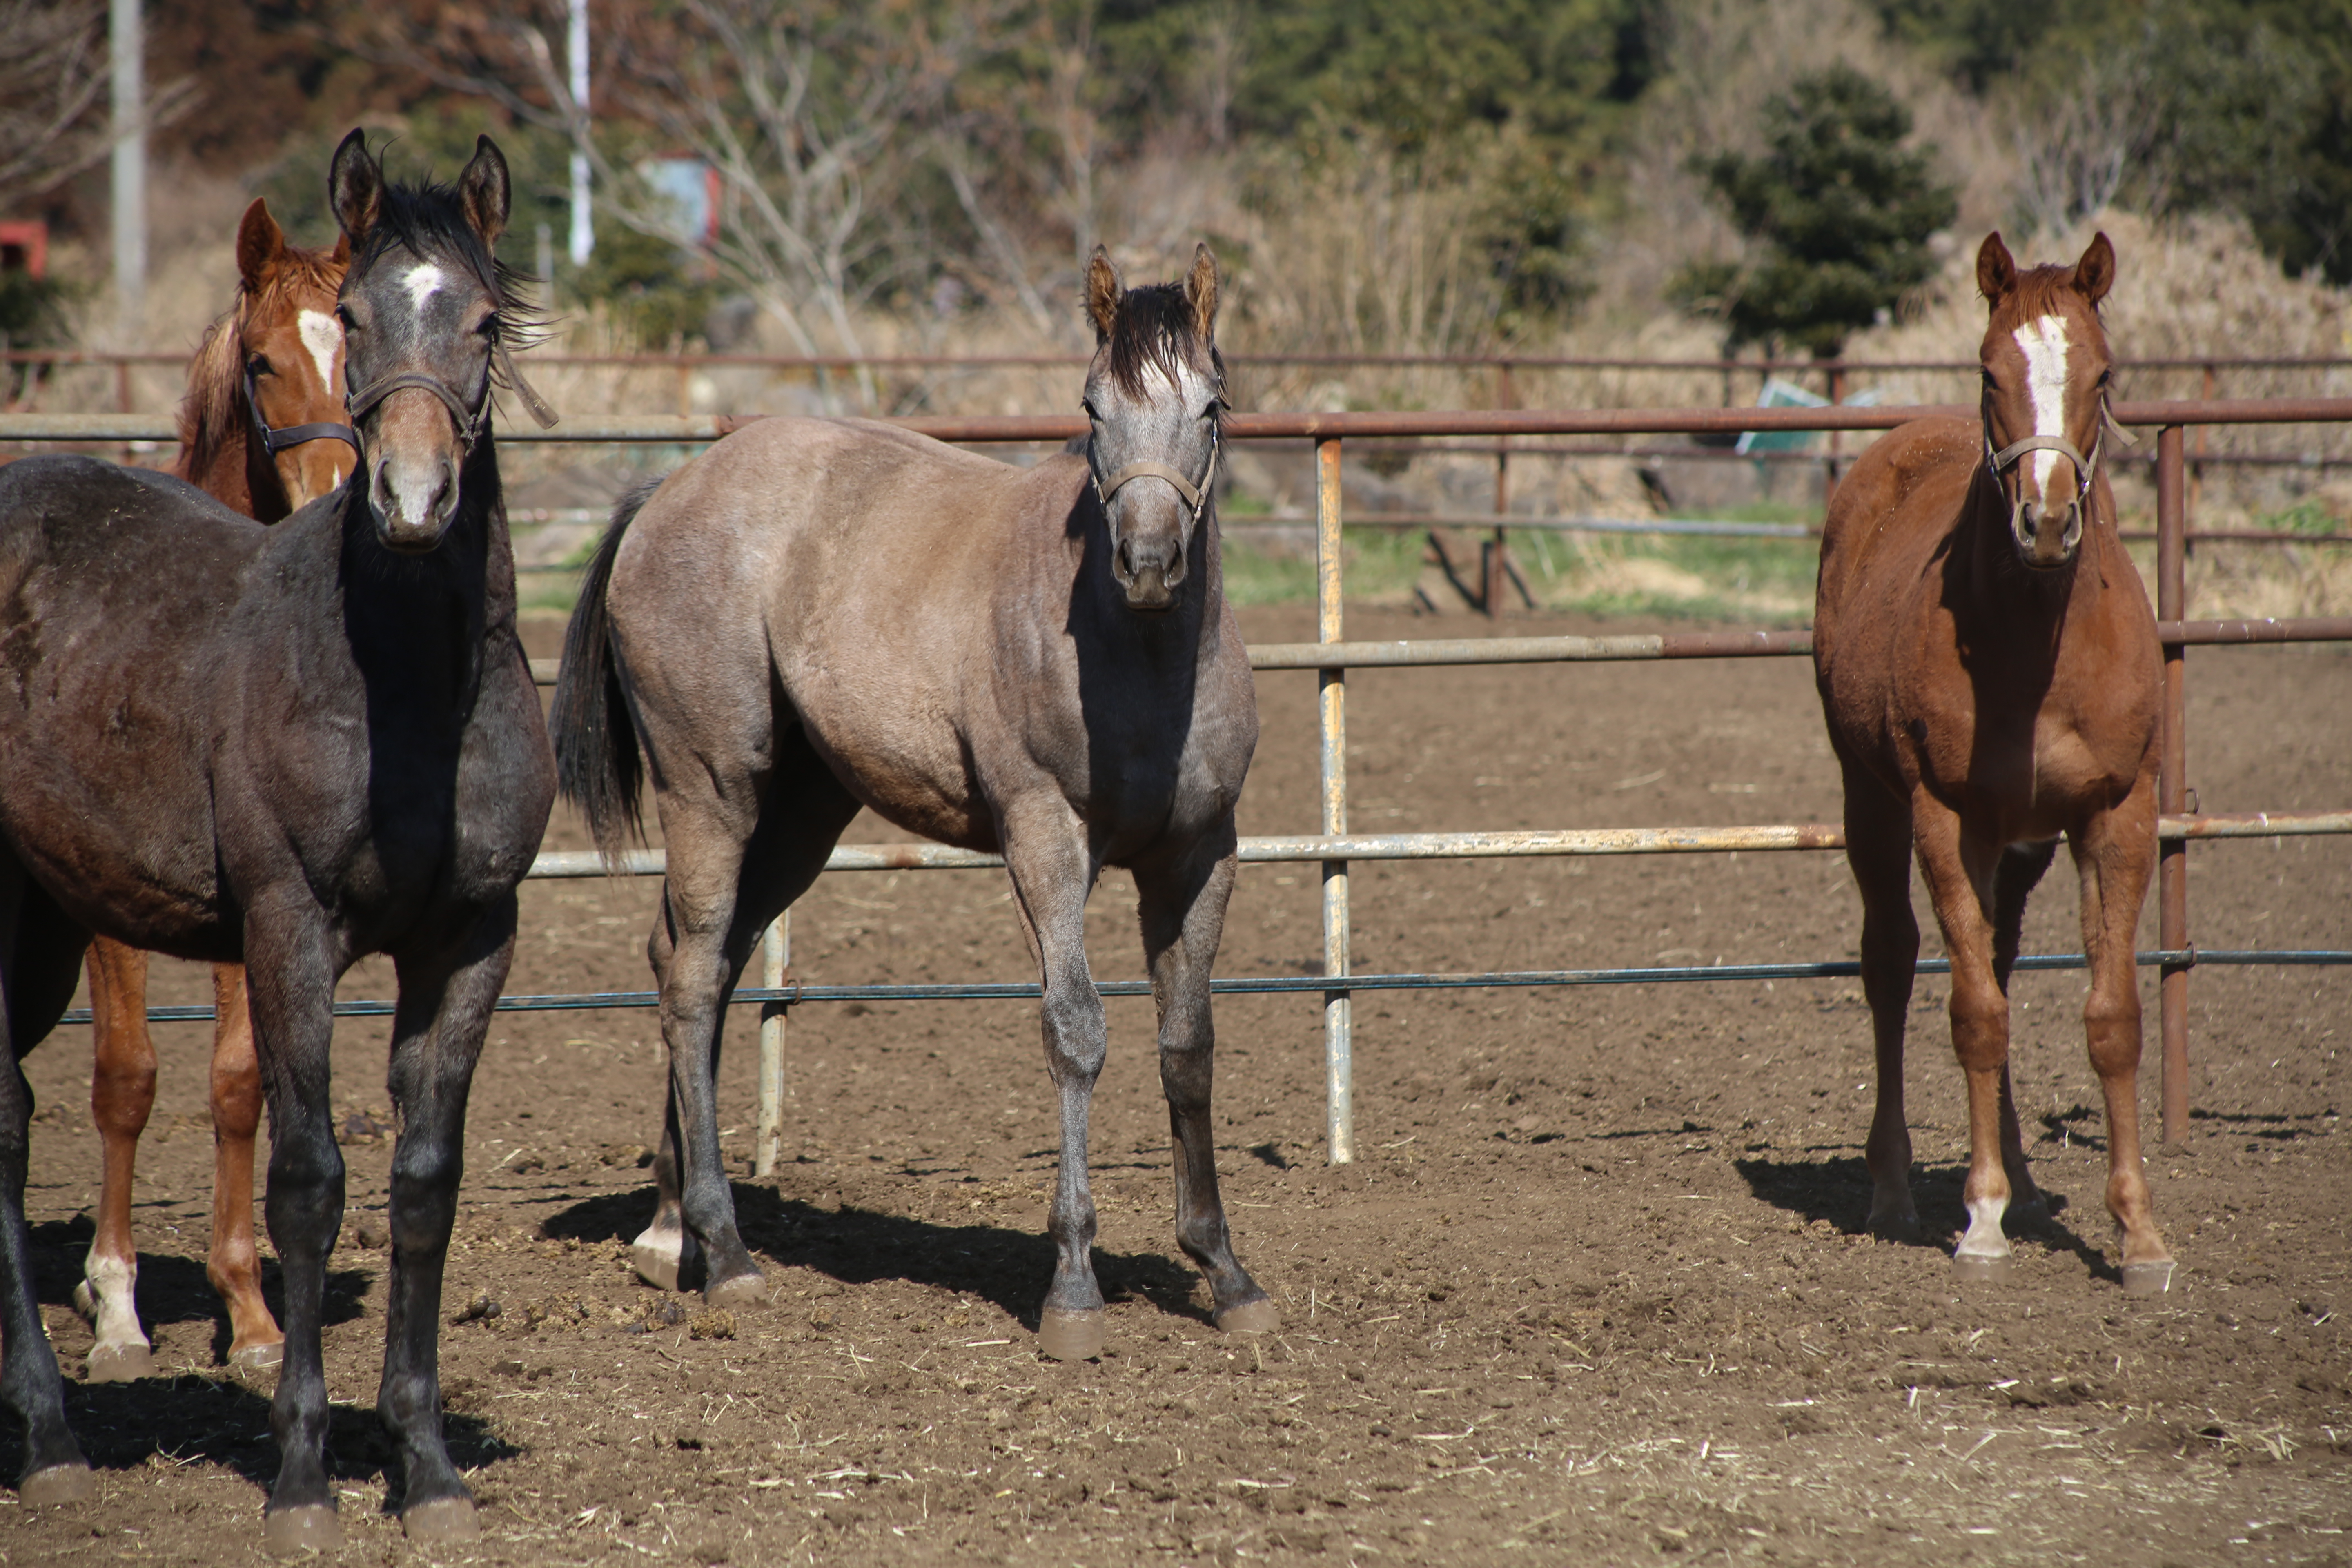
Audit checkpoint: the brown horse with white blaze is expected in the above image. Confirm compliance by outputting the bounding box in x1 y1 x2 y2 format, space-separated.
1813 231 2174 1294
76 198 355 1381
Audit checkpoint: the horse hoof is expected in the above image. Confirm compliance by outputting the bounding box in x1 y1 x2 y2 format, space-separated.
1214 1298 1281 1336
230 1340 285 1373
632 1236 684 1292
1037 1309 1107 1361
2121 1260 2176 1296
706 1271 769 1310
1868 1215 1923 1245
85 1341 155 1383
1951 1252 2015 1285
2009 1196 2052 1232
403 1496 481 1542
262 1504 341 1556
19 1462 95 1507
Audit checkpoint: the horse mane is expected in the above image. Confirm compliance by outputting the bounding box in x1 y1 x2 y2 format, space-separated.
1104 281 1223 402
175 240 349 483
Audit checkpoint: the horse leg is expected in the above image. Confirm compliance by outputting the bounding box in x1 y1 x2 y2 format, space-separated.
1990 841 2059 1227
373 898 518 1544
1912 798 2015 1282
76 937 158 1381
2071 786 2173 1294
1002 802 1110 1360
1134 828 1275 1334
638 782 837 1308
0 860 95 1503
207 963 283 1369
1841 765 1921 1240
244 905 347 1554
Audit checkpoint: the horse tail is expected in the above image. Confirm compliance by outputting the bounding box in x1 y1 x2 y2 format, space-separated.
552 476 664 865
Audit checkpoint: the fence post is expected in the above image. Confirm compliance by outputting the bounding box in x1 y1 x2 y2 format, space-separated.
1487 362 1513 618
1317 434 1354 1165
755 911 789 1177
2156 426 2191 1146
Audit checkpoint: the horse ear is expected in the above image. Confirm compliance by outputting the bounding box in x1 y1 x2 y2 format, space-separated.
236 198 285 293
1085 246 1121 342
329 129 380 247
1184 242 1219 342
2074 231 2115 306
458 135 511 249
330 230 350 267
1976 232 2016 304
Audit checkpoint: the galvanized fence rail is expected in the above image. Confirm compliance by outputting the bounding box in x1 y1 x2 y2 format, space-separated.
16 398 2352 1169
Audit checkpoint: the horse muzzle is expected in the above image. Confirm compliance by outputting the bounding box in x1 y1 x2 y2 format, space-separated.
1113 529 1187 611
2011 496 2082 570
369 452 459 553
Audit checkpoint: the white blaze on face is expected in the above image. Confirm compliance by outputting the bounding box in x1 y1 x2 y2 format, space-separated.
296 308 341 393
402 262 446 312
2011 314 2072 500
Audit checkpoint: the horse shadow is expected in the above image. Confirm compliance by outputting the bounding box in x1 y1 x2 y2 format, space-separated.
28 1218 372 1368
537 1184 1211 1330
0 1376 516 1506
1732 1152 2120 1285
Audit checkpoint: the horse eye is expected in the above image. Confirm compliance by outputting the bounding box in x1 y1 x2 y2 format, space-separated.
476 316 499 340
335 305 360 332
246 354 271 379
1080 400 1100 422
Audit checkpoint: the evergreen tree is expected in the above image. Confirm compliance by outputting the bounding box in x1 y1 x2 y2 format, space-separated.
1671 64 1958 357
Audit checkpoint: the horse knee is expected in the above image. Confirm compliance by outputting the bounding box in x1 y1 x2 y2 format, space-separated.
2082 991 2143 1074
1947 986 2009 1071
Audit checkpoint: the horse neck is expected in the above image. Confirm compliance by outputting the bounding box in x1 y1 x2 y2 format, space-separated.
176 401 265 518
338 435 518 679
1958 466 2107 640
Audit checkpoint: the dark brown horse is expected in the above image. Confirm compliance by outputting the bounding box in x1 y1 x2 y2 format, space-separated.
0 132 555 1544
1813 230 2172 1294
75 196 355 1383
554 245 1276 1359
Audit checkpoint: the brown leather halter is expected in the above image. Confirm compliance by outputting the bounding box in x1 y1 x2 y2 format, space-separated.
1982 392 2135 534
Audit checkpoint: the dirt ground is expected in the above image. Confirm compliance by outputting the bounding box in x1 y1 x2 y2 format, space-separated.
9 603 2348 1566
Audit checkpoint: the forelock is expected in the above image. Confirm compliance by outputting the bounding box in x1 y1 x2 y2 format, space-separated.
1103 281 1221 400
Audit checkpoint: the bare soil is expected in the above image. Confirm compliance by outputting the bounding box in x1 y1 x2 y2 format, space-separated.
11 605 2349 1566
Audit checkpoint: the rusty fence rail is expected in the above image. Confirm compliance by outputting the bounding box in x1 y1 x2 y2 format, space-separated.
16 398 2352 1169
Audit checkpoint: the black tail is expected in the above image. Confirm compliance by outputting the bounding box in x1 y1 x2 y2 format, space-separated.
551 477 663 865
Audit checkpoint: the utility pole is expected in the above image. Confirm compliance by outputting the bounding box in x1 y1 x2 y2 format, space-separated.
568 0 592 267
110 0 145 334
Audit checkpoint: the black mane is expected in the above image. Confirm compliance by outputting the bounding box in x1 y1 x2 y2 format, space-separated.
1105 281 1223 402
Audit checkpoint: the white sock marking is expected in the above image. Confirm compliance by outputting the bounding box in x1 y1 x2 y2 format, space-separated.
402 262 446 310
2012 315 2072 499
297 308 341 394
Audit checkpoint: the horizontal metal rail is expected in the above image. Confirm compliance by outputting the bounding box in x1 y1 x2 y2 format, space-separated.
520 617 2352 686
15 347 2352 376
14 396 2352 447
57 949 2350 1027
521 811 2352 883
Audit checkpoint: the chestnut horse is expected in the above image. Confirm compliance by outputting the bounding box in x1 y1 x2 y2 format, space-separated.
553 245 1276 1360
0 131 555 1542
1813 230 2172 1294
74 197 355 1383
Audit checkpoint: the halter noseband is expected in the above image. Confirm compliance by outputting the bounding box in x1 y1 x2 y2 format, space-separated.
1982 395 2136 528
344 337 557 453
1088 416 1223 524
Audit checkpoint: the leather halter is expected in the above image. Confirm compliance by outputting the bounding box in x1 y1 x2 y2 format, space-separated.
1982 393 2135 526
1089 421 1222 522
243 359 360 461
345 336 557 452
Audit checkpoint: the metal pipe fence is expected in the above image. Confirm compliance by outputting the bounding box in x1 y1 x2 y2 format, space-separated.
14 398 2352 1167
